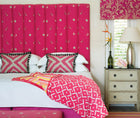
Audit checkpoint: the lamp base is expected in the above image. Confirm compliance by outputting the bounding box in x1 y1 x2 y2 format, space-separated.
127 64 134 69
127 42 135 69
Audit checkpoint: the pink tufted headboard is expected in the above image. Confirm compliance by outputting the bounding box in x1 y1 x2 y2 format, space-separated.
0 4 90 70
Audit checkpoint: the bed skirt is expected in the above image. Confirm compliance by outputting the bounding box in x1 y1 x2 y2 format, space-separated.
0 107 81 118
0 110 62 118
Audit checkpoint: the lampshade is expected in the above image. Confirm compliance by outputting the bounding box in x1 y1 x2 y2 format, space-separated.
120 27 140 43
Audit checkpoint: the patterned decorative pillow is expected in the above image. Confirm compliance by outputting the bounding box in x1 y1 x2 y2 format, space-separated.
38 52 88 67
46 53 78 73
0 52 31 73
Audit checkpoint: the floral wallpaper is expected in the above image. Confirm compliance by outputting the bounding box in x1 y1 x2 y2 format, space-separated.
100 0 140 20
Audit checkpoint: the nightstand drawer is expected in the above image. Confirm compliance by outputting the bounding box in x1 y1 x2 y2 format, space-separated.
109 82 137 91
109 70 137 80
109 92 137 102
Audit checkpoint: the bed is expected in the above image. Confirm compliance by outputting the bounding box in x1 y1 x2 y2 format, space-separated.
0 4 108 118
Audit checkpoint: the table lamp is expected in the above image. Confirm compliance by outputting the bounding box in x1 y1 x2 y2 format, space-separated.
120 27 140 68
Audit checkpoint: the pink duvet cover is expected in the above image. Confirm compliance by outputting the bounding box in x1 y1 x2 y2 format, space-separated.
13 73 108 118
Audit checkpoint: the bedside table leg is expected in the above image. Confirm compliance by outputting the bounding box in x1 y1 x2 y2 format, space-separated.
136 103 140 111
106 104 109 111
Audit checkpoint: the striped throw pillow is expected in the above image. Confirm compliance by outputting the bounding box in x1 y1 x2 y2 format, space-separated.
46 53 78 73
0 52 31 73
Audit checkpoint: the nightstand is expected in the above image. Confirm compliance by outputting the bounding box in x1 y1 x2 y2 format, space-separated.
105 68 140 111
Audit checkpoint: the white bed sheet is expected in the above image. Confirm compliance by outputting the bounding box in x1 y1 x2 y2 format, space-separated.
0 72 93 108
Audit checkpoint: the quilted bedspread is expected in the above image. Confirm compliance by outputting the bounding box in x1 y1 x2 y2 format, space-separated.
13 72 108 118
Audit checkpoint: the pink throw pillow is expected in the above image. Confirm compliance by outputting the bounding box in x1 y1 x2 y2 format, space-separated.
46 53 78 73
0 52 31 73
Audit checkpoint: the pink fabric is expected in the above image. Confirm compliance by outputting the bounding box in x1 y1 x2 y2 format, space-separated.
12 73 108 118
100 0 140 20
13 107 81 118
0 110 62 118
47 74 108 118
0 4 90 70
0 108 10 110
12 73 54 93
0 53 30 73
46 53 77 73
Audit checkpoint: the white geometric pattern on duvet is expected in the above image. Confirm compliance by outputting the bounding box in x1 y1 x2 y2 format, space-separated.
47 74 108 118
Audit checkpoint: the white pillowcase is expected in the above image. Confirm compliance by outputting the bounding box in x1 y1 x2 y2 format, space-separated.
38 65 46 73
38 64 88 73
37 55 47 67
29 65 39 73
75 64 89 72
0 59 2 69
29 54 41 65
38 52 88 66
29 54 41 73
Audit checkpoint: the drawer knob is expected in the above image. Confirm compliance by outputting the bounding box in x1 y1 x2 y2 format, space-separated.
114 85 117 88
130 74 133 77
114 96 117 99
130 95 133 98
114 74 117 77
130 85 133 88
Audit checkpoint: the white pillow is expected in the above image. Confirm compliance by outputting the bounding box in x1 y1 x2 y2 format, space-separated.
29 54 41 65
38 64 88 73
76 54 88 64
0 59 2 69
29 65 39 73
37 65 46 73
29 54 41 73
38 52 88 66
75 64 89 72
37 55 47 66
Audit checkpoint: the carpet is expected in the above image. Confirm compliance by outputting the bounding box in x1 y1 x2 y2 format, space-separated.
106 112 140 118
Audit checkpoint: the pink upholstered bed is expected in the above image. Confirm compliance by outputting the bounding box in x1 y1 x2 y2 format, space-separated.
0 4 108 118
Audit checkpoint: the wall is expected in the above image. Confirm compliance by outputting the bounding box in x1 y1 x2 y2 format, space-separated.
136 20 140 68
0 0 106 96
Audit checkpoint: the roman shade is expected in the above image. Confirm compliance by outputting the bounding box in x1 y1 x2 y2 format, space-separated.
100 0 140 20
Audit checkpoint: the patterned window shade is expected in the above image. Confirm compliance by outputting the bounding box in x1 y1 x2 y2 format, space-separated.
100 0 140 20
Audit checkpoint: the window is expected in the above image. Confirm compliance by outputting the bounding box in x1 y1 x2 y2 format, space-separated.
106 20 136 68
113 20 128 68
